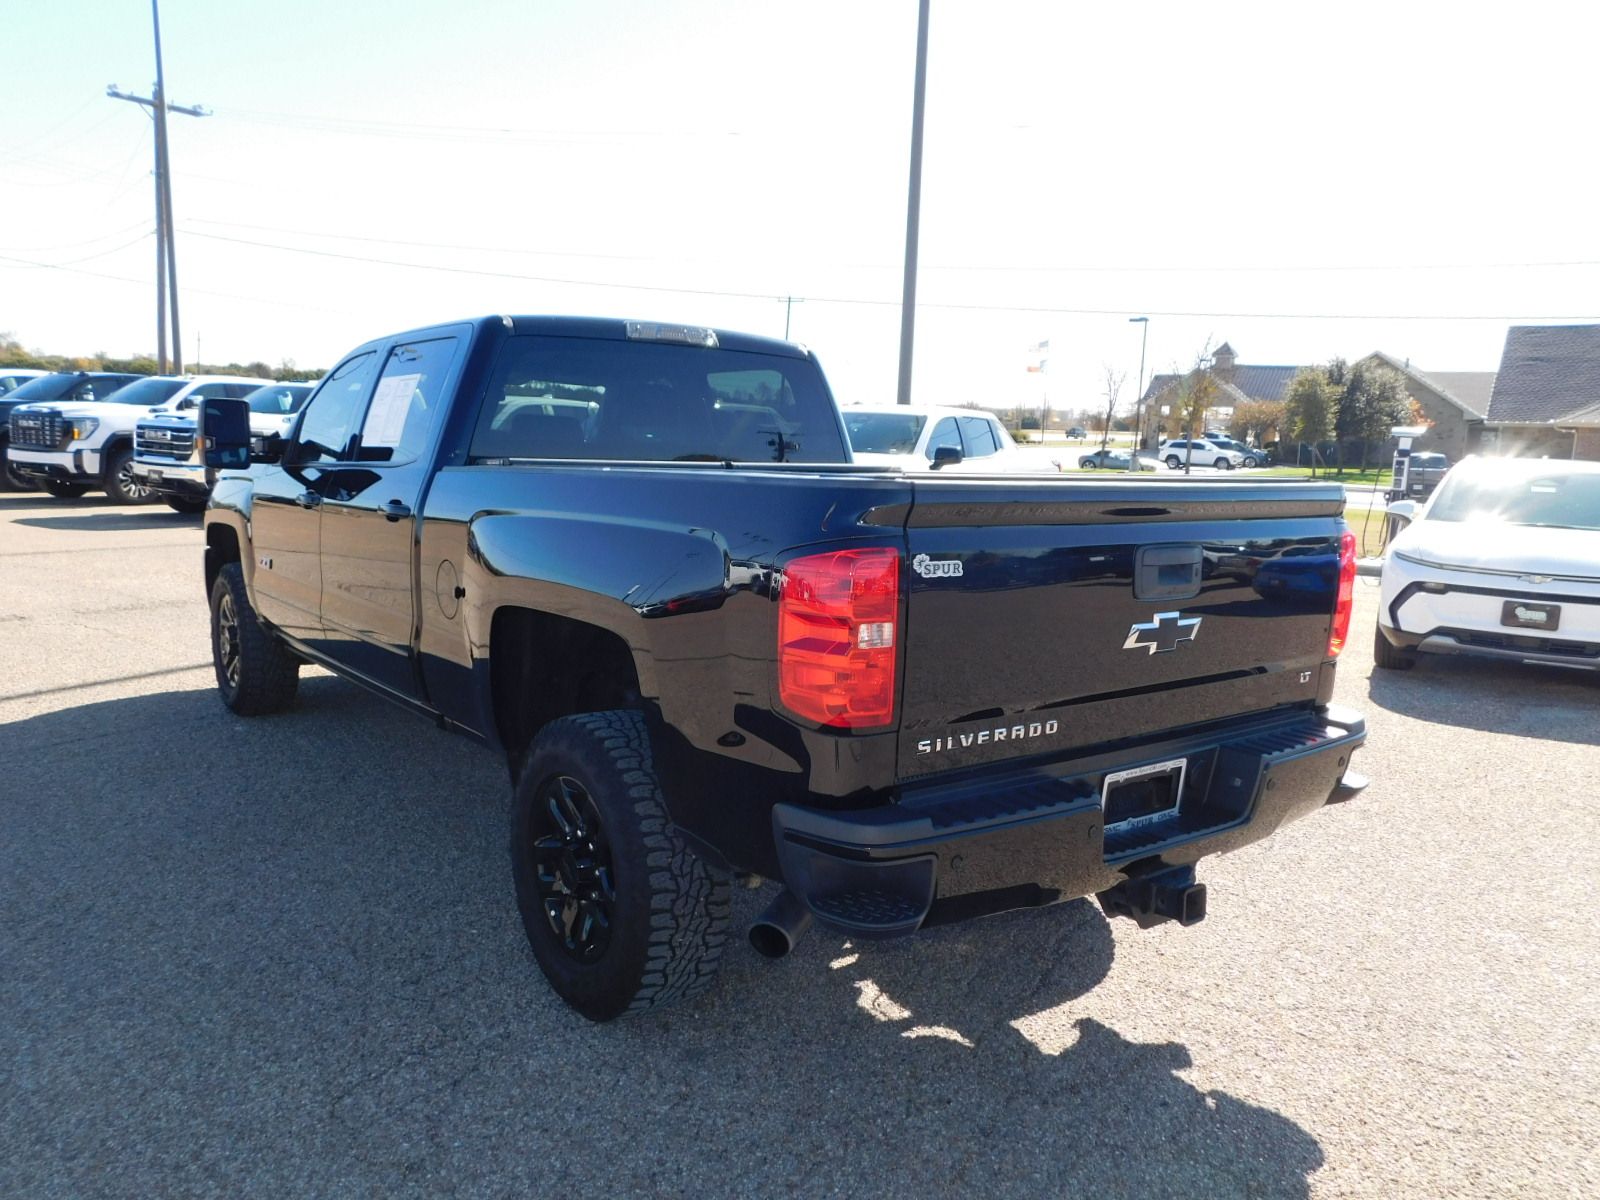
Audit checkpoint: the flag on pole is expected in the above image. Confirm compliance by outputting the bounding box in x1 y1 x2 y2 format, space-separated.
1026 340 1049 373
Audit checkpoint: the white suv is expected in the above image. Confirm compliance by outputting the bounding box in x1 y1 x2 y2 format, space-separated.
8 374 270 503
1159 438 1245 470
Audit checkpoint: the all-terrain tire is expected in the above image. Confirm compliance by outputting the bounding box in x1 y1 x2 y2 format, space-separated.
510 710 731 1021
210 562 299 714
42 480 90 499
1373 623 1417 671
104 446 157 504
164 495 209 514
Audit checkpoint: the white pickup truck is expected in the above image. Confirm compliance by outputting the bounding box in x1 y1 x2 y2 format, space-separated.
132 381 315 512
8 374 269 504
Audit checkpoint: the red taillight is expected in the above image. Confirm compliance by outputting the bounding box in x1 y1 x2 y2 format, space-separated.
1328 529 1357 657
778 547 900 728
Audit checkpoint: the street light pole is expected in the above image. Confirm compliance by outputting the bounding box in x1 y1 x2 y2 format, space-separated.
894 0 931 406
1127 316 1149 471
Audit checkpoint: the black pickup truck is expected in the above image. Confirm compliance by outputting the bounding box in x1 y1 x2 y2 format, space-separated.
200 316 1366 1021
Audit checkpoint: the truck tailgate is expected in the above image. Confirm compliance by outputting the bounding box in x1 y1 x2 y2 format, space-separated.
898 478 1347 779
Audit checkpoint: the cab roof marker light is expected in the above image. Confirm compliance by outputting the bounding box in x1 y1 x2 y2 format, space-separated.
625 321 719 349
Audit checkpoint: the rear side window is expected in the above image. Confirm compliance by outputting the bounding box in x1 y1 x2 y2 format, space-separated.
469 336 848 464
354 337 459 464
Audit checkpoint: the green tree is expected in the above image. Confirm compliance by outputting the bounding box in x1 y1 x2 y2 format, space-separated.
1283 367 1336 473
1335 362 1409 471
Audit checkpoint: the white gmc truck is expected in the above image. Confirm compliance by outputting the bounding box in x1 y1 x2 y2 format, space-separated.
8 375 269 505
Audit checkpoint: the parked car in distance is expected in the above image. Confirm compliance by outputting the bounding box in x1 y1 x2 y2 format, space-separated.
0 368 51 396
8 374 270 502
843 404 1061 472
1067 426 1088 439
1376 456 1600 673
1404 451 1451 498
1206 437 1269 468
0 370 143 490
1159 438 1245 470
1077 448 1158 471
133 381 316 512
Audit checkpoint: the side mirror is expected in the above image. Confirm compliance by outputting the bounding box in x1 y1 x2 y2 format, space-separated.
931 445 963 470
1386 498 1418 525
250 431 286 464
201 398 252 469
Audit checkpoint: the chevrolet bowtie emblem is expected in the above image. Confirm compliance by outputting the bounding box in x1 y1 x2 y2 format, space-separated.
1124 611 1202 655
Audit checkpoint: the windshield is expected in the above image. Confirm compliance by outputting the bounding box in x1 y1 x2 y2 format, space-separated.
106 377 186 407
1428 469 1600 531
246 384 312 415
4 373 141 404
844 412 926 454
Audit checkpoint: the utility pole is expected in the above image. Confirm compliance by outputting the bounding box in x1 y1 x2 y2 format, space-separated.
784 295 804 340
107 0 207 373
1127 316 1149 471
895 0 931 406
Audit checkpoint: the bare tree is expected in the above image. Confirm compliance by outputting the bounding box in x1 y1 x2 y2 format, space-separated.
1167 342 1218 473
1099 365 1125 452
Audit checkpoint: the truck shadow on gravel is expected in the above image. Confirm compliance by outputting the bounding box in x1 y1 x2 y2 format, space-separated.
1365 657 1599 744
14 510 199 532
1 675 1325 1198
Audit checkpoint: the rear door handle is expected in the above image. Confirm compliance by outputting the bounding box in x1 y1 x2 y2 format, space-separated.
296 491 322 509
381 499 412 522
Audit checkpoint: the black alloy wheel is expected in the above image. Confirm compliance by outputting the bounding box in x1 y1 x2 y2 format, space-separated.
209 562 299 714
529 774 616 963
510 711 730 1021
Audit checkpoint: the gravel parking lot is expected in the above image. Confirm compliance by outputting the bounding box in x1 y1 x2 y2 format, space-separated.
2 491 1596 1199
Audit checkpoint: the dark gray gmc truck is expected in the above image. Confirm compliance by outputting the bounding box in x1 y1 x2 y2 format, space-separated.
199 315 1367 1021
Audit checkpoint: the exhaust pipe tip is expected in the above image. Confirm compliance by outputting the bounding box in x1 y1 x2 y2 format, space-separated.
748 889 812 959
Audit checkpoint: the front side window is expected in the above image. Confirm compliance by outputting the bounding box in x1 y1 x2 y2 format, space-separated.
469 336 848 464
925 418 961 461
958 416 999 458
294 352 378 464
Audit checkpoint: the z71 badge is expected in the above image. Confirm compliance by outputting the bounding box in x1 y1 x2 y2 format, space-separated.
912 554 963 580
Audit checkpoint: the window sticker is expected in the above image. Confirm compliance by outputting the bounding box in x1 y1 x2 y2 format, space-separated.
362 373 421 448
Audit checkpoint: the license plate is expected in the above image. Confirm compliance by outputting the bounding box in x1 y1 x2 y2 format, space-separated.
1101 757 1187 830
145 469 163 481
1502 600 1560 631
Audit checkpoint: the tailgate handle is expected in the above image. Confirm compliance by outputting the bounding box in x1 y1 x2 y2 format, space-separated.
1134 544 1203 601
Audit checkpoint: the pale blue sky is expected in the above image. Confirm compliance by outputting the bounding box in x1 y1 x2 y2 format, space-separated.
5 0 1600 415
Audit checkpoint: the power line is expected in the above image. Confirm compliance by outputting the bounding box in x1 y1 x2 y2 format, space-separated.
182 229 1600 323
182 216 1600 279
1 230 155 269
0 218 154 256
0 252 355 315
